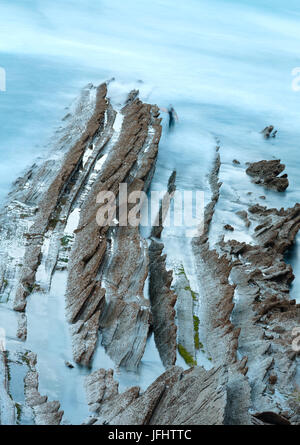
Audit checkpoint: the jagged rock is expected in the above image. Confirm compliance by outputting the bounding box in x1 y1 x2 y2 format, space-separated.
65 89 162 367
219 203 300 419
84 366 229 425
65 361 74 369
0 351 15 425
149 241 177 368
1 77 299 426
261 125 277 139
13 84 109 315
246 160 289 192
193 150 241 366
148 171 177 368
16 313 27 341
253 411 290 425
173 271 196 365
236 210 251 228
24 352 63 425
2 82 161 368
193 145 254 426
193 245 240 367
224 224 234 231
197 145 221 243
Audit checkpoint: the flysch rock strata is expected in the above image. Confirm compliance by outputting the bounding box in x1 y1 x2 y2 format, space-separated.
0 351 16 425
246 159 289 192
67 90 162 367
24 352 63 425
84 365 228 425
12 84 103 314
193 141 300 423
219 203 300 423
148 171 177 368
0 81 162 368
192 145 253 425
173 270 196 365
1 79 300 425
193 145 242 368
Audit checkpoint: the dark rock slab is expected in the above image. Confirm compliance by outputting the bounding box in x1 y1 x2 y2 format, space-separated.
246 160 288 192
84 365 228 425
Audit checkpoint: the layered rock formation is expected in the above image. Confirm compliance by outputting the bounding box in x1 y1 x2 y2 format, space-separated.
148 171 177 368
219 203 300 422
0 351 15 425
1 82 162 370
192 142 300 424
24 352 63 425
0 82 166 423
84 366 228 425
246 159 289 192
0 81 300 426
66 89 162 367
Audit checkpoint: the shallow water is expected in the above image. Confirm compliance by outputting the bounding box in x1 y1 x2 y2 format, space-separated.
1 0 300 423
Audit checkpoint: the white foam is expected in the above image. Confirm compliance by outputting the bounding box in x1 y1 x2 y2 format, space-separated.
64 208 80 234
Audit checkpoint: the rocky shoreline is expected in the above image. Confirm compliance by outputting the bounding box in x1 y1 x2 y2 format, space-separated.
0 82 299 425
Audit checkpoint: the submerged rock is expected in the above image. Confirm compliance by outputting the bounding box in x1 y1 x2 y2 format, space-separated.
261 125 277 139
224 224 234 231
65 361 74 369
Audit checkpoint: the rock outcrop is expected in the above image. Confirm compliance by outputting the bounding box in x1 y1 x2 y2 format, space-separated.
66 88 162 368
24 352 63 425
246 160 289 192
148 171 177 368
0 351 15 425
84 365 228 425
1 82 162 369
261 125 277 139
173 269 196 365
193 141 300 423
219 203 300 421
1 79 300 426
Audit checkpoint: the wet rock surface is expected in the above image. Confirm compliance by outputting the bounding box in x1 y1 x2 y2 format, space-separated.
0 82 164 423
148 171 177 368
173 271 196 365
261 125 277 139
246 159 289 192
84 365 228 425
24 352 64 425
66 91 162 368
192 139 300 424
218 203 300 421
1 81 300 425
0 351 15 425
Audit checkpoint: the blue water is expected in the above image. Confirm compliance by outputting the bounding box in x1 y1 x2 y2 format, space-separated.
1 0 300 202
